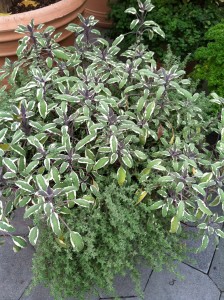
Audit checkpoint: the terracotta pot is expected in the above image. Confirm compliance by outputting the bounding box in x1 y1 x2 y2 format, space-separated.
0 0 87 67
84 0 112 28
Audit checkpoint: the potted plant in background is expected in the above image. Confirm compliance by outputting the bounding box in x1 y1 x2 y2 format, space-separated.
0 0 115 68
193 19 224 98
0 0 87 67
108 0 224 64
0 0 224 299
84 0 114 28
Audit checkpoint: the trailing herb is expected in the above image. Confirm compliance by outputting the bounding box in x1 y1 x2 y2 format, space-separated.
31 181 191 300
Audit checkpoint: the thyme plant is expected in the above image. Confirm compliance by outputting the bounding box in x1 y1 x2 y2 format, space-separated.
31 181 190 300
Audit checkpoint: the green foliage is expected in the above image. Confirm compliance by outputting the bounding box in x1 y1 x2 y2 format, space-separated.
163 46 220 121
31 181 191 300
0 0 224 256
109 0 224 59
0 68 31 111
193 20 224 97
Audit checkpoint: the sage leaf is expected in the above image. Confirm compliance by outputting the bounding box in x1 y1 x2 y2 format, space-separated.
36 174 48 191
50 212 61 236
177 200 185 219
197 199 213 216
24 204 42 219
117 166 126 186
196 235 209 253
170 215 180 233
0 221 15 232
29 226 39 246
3 158 17 173
93 157 109 170
15 181 34 193
12 236 27 248
70 231 84 252
149 200 164 210
136 191 147 205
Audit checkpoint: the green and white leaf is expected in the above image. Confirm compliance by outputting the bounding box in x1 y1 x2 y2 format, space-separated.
0 221 15 232
44 203 53 217
134 150 147 160
197 199 213 216
110 135 118 153
122 155 133 168
15 181 34 193
0 128 8 142
177 200 185 219
70 231 84 252
24 204 42 219
216 229 224 238
38 100 48 119
25 161 39 174
12 236 27 248
196 235 209 253
3 158 17 173
50 212 61 236
93 157 109 170
36 174 48 191
74 198 94 207
144 101 155 120
125 7 137 14
192 184 206 197
149 200 164 210
29 226 39 246
75 134 96 151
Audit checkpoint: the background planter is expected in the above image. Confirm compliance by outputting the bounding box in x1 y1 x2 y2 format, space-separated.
0 0 87 68
84 0 112 28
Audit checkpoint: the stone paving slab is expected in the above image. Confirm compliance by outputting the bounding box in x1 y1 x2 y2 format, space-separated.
0 224 223 300
184 227 218 273
0 237 34 300
209 238 224 291
0 197 31 237
100 299 138 300
107 298 138 300
100 263 152 299
10 208 32 236
21 285 100 300
20 285 54 300
143 263 220 300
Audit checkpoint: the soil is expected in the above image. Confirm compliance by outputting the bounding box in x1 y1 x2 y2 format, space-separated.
8 0 61 14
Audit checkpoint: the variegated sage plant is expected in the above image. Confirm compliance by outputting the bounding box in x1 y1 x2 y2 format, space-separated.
0 0 224 253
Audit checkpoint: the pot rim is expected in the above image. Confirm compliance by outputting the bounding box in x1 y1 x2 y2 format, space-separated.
0 0 86 30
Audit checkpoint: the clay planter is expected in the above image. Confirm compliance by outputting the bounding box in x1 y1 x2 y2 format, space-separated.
84 0 112 28
0 0 87 67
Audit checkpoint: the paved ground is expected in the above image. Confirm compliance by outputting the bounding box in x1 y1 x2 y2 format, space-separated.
1 209 224 300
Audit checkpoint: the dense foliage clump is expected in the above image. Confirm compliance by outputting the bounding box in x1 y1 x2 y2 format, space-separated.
31 181 190 300
193 20 224 97
108 0 224 59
